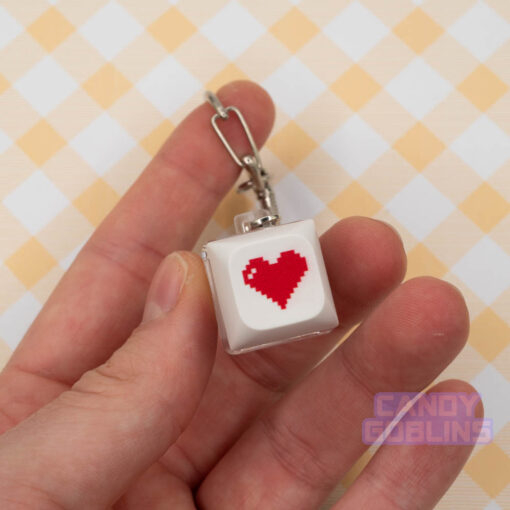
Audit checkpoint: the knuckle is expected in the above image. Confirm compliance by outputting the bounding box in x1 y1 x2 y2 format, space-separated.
64 342 151 412
59 334 183 436
260 412 336 491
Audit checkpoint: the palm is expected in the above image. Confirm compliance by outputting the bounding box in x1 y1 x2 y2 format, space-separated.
0 82 479 510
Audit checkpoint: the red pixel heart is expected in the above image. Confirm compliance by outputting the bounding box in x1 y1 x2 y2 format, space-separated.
242 250 308 309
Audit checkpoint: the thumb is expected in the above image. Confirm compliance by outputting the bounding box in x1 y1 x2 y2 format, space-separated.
0 252 217 509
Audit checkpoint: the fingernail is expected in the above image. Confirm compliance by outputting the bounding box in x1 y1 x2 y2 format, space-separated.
143 253 188 322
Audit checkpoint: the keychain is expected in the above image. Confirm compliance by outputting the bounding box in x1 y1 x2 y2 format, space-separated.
201 91 339 354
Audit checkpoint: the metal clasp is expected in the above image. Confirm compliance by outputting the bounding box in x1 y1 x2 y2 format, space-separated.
205 91 279 231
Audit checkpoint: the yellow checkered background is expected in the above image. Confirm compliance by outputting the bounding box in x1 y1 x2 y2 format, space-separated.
0 0 509 507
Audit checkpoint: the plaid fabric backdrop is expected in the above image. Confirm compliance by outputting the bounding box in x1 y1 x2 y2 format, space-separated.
0 0 509 507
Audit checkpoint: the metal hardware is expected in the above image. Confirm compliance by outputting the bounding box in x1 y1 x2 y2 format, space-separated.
250 214 279 229
205 91 279 229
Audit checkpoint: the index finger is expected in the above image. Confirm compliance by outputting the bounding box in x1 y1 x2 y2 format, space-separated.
4 81 274 400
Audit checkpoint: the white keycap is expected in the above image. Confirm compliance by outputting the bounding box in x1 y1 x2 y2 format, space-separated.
202 219 339 354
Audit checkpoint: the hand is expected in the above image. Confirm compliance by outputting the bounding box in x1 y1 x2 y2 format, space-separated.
0 81 481 510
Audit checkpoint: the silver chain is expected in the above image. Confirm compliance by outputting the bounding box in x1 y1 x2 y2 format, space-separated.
205 91 279 228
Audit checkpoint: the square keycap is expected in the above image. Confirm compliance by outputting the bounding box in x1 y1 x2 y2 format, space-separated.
203 219 339 353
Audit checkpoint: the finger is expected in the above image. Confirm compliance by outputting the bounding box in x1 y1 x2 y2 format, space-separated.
158 217 406 485
335 380 484 510
115 463 195 510
1 81 275 424
0 252 217 509
196 277 470 510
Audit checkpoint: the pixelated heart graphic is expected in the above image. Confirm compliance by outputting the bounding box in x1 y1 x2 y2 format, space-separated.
242 250 308 309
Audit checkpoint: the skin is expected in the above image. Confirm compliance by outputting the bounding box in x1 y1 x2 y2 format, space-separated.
0 81 483 509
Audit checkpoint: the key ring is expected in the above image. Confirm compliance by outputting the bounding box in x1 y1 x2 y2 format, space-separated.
205 91 279 229
201 91 339 354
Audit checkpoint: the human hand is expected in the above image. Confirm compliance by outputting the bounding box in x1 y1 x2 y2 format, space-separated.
0 81 481 509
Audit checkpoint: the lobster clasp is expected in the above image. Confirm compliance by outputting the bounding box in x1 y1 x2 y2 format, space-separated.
205 91 279 230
